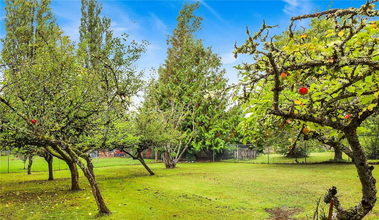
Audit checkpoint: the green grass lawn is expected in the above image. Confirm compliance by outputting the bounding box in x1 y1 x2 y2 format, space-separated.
2 151 379 174
0 155 155 173
227 151 379 164
1 161 379 219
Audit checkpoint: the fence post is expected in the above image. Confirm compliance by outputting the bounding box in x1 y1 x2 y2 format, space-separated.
155 147 158 163
8 153 10 173
131 149 133 165
213 148 215 162
267 147 270 164
305 145 307 164
96 150 98 167
237 145 239 162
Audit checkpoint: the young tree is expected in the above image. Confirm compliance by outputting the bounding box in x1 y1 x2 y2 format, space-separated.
234 1 379 219
109 105 180 175
38 149 54 180
152 1 229 168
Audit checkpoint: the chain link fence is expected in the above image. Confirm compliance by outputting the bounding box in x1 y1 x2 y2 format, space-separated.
3 140 379 173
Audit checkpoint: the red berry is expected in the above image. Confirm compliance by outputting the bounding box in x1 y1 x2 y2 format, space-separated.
31 119 36 124
299 87 308 95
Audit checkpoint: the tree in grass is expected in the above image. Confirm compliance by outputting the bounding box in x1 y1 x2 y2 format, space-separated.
38 149 54 180
0 0 147 215
151 1 229 168
234 1 379 218
0 0 82 190
109 105 180 175
9 145 37 174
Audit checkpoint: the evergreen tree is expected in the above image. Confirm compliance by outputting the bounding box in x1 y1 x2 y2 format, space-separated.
150 1 229 168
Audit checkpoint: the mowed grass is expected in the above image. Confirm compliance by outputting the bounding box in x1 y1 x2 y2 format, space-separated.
0 155 155 173
2 151 379 174
226 151 379 164
1 161 379 219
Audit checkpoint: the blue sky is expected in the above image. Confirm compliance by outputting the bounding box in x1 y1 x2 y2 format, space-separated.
0 0 365 85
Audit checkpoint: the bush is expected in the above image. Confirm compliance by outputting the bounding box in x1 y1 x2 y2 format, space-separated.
365 143 379 159
277 146 310 158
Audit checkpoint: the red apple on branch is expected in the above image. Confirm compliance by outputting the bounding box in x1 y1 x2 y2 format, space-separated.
280 73 287 80
299 87 308 95
31 119 36 124
303 127 310 134
345 114 352 120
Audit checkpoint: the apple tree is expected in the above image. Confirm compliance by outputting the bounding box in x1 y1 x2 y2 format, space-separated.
234 1 379 219
0 0 147 215
0 0 84 191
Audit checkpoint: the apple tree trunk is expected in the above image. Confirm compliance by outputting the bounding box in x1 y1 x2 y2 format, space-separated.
67 160 80 191
45 154 54 181
327 129 377 220
163 151 176 169
334 147 343 161
137 153 154 175
81 156 111 215
27 155 33 175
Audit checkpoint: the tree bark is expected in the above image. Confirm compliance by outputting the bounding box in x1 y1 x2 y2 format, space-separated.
27 155 33 175
67 161 80 191
334 147 343 161
163 151 176 169
326 128 377 219
46 154 54 181
23 157 26 170
137 154 154 175
80 156 111 215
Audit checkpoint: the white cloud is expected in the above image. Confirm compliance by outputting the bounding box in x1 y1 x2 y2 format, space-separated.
199 0 222 20
221 52 237 65
149 13 169 36
283 0 312 16
111 21 129 34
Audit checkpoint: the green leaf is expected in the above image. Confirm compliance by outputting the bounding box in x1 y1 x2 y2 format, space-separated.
347 87 355 93
360 95 375 105
288 39 294 48
330 130 337 137
365 75 373 83
368 103 378 111
311 92 323 99
310 83 316 91
357 127 366 134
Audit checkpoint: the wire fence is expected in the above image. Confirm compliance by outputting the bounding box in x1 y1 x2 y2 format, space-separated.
2 144 379 173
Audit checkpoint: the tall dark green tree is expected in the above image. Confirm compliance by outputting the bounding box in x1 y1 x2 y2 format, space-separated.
150 1 229 168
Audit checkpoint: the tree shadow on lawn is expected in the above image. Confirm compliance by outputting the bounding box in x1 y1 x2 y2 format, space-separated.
16 178 70 184
2 178 85 204
265 207 304 220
